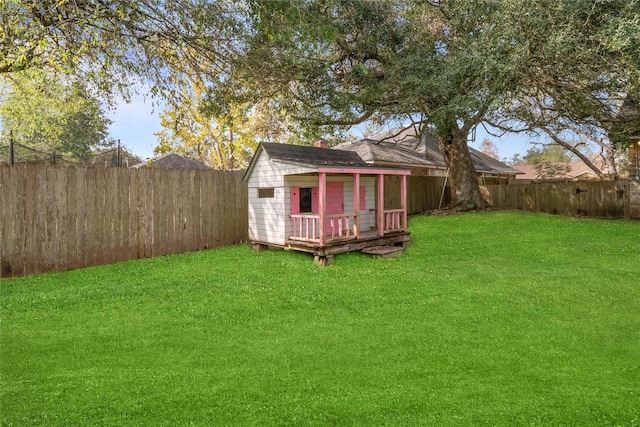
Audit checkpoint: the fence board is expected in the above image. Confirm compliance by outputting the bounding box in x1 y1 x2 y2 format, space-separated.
205 170 218 248
223 171 236 245
26 167 41 274
235 170 249 243
142 170 154 258
88 168 100 267
129 170 140 259
629 181 640 218
0 166 14 276
51 167 66 269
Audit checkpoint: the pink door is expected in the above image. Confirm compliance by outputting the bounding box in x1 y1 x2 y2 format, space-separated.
325 181 344 234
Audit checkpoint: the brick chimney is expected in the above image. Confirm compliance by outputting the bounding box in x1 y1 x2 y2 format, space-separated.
314 139 329 149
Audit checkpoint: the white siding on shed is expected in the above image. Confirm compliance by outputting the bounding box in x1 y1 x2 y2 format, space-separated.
247 150 316 188
247 147 385 245
247 150 316 245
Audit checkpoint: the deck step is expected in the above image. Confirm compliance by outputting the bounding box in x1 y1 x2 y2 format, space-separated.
362 245 404 258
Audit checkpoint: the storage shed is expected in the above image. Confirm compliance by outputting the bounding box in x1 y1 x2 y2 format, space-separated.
244 141 411 264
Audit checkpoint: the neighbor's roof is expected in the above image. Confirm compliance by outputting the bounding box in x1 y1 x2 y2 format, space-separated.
513 162 599 180
335 126 522 175
468 149 522 175
130 153 210 170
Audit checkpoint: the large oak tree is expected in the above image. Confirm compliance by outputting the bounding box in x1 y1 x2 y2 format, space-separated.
206 0 639 209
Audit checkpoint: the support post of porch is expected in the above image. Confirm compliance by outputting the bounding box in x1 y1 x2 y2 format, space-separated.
319 172 326 245
353 173 360 239
401 174 407 231
377 174 384 236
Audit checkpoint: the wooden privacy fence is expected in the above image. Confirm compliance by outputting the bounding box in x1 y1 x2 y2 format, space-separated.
0 165 248 278
2 166 634 278
393 176 633 219
481 180 628 218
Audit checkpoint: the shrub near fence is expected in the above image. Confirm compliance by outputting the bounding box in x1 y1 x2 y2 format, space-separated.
482 180 628 218
0 165 248 278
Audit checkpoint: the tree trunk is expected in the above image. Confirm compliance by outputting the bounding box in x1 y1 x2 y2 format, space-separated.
439 131 490 211
604 148 618 177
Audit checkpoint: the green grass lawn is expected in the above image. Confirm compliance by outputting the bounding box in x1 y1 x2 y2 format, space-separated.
1 212 639 426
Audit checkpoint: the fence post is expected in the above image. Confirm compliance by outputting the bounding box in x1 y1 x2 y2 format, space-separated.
8 130 15 165
117 139 122 167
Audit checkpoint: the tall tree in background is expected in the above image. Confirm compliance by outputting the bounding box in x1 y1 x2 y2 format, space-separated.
1 0 252 162
153 66 251 170
493 92 632 178
522 145 575 165
521 145 575 180
0 69 112 160
154 60 304 169
479 139 499 160
207 1 508 209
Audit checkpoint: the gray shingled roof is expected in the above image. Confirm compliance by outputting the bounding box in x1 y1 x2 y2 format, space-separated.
260 142 369 167
335 127 521 175
334 138 446 169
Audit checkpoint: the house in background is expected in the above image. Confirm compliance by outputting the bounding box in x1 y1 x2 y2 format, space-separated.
243 141 411 265
130 153 210 170
335 126 521 184
512 161 602 182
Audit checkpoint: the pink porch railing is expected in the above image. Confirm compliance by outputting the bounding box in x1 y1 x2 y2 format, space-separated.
290 209 406 244
327 213 355 240
383 209 406 233
290 214 320 242
290 213 357 242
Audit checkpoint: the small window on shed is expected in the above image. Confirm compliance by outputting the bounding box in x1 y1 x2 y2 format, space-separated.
299 187 313 212
258 188 274 198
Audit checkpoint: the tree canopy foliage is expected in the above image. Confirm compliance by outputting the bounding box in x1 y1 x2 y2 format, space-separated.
479 139 500 161
203 0 639 208
0 68 112 160
0 0 239 102
2 0 639 199
522 145 575 165
153 58 305 169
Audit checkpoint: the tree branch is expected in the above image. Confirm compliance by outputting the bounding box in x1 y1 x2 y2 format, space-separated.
542 128 603 176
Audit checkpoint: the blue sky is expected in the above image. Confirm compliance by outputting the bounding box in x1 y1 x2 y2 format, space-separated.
108 94 536 163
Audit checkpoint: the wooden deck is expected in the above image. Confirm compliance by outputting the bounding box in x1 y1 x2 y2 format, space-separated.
251 229 410 265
